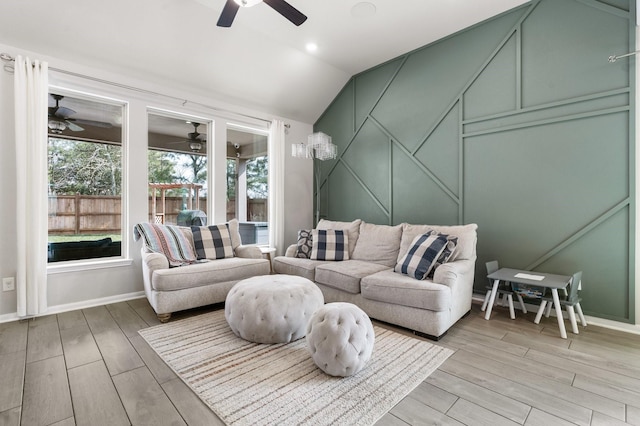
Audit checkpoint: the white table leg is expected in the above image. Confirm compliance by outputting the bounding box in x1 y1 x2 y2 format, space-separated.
507 294 515 319
484 279 499 320
566 305 579 334
481 290 491 312
551 289 567 339
534 300 547 324
516 293 527 314
575 303 587 327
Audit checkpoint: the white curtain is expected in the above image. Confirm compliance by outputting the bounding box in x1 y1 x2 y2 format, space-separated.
15 55 49 317
268 120 286 256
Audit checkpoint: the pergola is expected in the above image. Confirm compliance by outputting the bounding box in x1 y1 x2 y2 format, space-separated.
149 183 203 224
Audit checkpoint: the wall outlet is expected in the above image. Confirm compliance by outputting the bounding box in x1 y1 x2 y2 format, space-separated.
2 277 15 292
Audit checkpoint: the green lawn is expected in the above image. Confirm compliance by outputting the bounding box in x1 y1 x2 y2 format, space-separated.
48 234 122 243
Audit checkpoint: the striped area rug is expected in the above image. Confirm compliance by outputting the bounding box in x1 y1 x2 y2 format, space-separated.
139 309 453 426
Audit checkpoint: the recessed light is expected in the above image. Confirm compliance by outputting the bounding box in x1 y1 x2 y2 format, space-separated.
306 42 318 53
351 2 376 18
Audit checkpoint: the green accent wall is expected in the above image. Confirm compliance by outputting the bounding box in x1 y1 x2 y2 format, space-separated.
314 0 636 322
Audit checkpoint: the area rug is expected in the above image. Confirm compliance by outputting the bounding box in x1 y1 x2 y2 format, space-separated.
138 309 453 426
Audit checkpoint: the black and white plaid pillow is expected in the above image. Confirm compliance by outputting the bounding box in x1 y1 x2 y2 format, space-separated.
191 224 234 260
394 233 448 280
295 229 313 259
310 229 349 261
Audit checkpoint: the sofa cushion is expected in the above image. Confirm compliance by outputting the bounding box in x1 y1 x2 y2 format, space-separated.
311 229 349 261
191 224 234 260
295 229 313 258
134 223 197 267
394 233 448 280
361 270 451 312
315 260 390 294
398 223 478 262
151 257 269 292
272 257 329 282
317 219 361 257
351 222 402 267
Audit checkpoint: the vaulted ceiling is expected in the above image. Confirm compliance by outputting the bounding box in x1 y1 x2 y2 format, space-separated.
0 0 528 123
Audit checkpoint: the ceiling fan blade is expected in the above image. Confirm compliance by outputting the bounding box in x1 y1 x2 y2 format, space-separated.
263 0 307 26
217 0 240 27
67 122 85 132
53 106 76 119
70 118 113 128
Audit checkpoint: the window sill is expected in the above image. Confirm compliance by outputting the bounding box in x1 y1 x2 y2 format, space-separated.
47 258 133 275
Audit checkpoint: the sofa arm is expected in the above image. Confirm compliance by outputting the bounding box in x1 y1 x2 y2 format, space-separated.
433 258 475 288
284 244 297 257
235 245 263 259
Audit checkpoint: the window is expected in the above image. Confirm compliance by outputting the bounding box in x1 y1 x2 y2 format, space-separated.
226 125 269 245
47 91 125 263
147 113 208 226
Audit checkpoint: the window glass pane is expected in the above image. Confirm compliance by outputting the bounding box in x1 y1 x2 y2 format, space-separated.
148 114 208 226
47 92 123 263
226 127 269 245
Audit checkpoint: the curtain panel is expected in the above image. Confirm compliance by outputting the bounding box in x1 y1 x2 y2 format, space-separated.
268 120 285 256
14 55 49 317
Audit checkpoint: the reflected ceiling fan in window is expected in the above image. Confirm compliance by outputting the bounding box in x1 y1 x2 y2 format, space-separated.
48 94 113 134
217 0 307 27
170 122 206 153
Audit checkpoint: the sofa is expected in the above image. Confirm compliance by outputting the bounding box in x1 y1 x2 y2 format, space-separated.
273 219 478 339
138 219 271 322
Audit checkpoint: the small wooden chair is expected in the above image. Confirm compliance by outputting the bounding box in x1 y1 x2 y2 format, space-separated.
481 260 526 319
535 271 586 334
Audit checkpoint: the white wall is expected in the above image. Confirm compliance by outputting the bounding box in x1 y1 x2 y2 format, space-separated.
0 42 313 319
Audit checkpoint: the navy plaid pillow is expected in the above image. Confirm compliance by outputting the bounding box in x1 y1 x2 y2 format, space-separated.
394 233 448 280
310 229 349 261
191 224 234 260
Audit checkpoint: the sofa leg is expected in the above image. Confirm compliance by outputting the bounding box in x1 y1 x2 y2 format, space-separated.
414 330 446 341
157 313 171 323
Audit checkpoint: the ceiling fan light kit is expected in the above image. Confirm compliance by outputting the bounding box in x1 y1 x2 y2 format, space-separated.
217 0 307 28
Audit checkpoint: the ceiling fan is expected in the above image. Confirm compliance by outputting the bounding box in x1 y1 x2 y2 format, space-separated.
170 122 206 153
217 0 307 28
48 94 113 134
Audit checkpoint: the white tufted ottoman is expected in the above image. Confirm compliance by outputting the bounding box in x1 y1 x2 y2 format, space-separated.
225 274 324 344
306 302 375 377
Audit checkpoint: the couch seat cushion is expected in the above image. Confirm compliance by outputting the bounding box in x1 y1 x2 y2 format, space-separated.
361 270 451 312
315 260 389 294
152 257 269 292
272 257 328 282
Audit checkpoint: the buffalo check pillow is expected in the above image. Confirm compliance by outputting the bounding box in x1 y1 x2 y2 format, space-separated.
191 224 234 260
394 233 449 280
311 229 349 261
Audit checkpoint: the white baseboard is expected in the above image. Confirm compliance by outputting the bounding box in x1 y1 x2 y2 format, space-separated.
472 292 640 336
0 291 146 324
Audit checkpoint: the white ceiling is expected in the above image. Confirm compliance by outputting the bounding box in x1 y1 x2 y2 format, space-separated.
0 0 528 123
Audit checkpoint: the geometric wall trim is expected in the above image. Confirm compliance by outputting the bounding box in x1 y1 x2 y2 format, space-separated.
314 0 635 322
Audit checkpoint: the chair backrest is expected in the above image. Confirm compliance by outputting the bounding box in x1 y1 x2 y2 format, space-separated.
567 271 583 302
486 260 499 285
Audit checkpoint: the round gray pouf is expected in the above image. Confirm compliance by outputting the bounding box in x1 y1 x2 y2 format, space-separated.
225 275 324 344
306 302 375 377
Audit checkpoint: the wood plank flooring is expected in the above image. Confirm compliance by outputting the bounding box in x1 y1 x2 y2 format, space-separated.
1 298 640 425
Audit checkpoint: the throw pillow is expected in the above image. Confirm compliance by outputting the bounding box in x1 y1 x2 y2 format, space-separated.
134 222 197 267
295 229 313 259
311 229 349 261
191 224 234 260
426 233 458 279
394 233 449 280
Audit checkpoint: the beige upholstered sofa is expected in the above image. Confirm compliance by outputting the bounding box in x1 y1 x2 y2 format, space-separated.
273 219 478 339
140 219 270 322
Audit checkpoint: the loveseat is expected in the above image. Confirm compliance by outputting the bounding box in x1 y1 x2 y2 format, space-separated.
137 219 270 322
273 219 478 339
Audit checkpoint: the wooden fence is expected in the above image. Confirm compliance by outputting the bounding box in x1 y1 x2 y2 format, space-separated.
48 194 267 235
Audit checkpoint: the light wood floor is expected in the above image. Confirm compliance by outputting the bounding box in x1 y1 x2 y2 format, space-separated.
1 298 640 426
